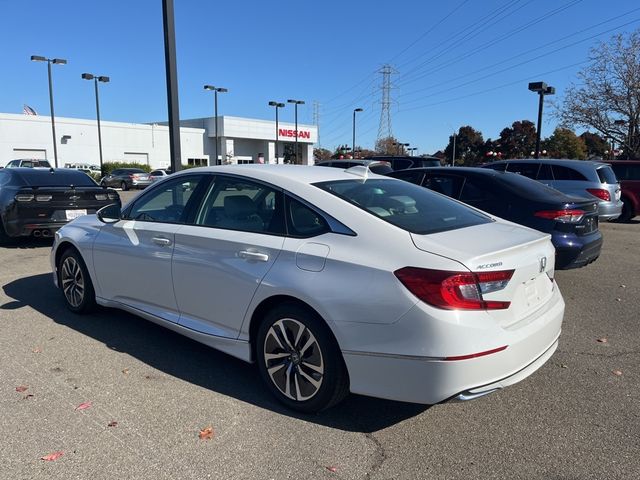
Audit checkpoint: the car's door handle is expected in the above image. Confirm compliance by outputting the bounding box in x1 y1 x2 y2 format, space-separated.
239 250 269 262
152 236 172 247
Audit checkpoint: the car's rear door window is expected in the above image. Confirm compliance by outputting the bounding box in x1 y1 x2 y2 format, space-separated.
315 178 491 234
390 170 425 185
506 162 540 179
551 165 588 181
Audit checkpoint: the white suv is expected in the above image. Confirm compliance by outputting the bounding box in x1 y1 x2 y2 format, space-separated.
5 159 53 169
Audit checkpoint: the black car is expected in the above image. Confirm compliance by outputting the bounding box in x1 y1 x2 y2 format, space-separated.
100 168 152 190
364 155 441 170
388 167 602 269
315 159 393 174
0 168 120 243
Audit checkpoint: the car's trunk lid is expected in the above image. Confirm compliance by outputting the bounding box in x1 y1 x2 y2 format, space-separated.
410 221 556 327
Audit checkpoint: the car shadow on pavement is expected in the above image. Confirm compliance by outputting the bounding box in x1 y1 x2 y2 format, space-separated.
1 273 429 433
0 237 54 249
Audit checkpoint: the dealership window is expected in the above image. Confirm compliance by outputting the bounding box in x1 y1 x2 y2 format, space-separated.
187 158 208 167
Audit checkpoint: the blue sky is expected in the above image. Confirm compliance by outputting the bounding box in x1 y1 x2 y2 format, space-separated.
1 0 639 154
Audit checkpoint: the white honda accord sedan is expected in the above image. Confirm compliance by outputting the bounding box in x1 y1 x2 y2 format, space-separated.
51 164 564 412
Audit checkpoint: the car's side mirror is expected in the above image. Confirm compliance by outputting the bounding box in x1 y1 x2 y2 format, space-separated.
97 204 121 224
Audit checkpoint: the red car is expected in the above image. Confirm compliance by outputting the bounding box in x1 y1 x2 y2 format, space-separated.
608 160 640 221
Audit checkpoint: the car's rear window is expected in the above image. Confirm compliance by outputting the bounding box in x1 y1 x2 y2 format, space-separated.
596 166 618 184
314 178 492 234
123 168 146 173
496 171 571 201
17 170 97 187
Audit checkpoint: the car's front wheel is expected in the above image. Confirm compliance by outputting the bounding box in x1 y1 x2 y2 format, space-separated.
256 303 349 413
120 181 128 191
58 248 96 314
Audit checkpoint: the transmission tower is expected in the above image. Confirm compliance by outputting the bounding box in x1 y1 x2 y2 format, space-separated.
312 101 321 148
376 64 397 143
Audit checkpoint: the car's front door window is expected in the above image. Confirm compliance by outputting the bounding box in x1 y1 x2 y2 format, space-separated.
125 176 204 223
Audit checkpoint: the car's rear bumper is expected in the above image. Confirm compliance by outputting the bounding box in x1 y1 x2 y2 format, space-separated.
5 210 99 237
553 230 603 269
341 286 564 405
597 199 623 220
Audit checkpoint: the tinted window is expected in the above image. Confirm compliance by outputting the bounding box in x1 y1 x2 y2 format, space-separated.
390 170 425 185
611 164 640 180
484 162 507 171
495 172 570 201
315 179 492 235
537 163 553 180
17 170 97 187
286 197 329 237
194 176 285 235
423 175 462 198
506 162 540 179
123 168 146 174
391 159 413 170
126 176 203 223
551 165 588 181
459 180 500 204
596 166 618 184
111 170 122 175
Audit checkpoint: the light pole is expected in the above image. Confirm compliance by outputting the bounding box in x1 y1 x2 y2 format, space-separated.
82 73 109 173
407 147 417 156
287 99 304 164
352 108 363 159
268 101 285 163
528 81 555 159
204 85 228 165
31 55 67 168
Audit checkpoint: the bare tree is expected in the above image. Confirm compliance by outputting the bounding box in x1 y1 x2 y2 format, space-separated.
557 30 640 159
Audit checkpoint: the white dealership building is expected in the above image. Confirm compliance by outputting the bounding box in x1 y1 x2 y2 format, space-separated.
0 112 318 168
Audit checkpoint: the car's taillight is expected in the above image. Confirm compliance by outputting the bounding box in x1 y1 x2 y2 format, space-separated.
534 209 585 223
15 194 34 202
586 188 610 201
394 267 514 310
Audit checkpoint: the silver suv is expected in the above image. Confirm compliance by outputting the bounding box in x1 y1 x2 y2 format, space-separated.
483 159 622 220
5 158 52 169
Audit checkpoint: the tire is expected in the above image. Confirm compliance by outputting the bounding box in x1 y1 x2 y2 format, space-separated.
0 218 13 246
121 181 128 191
58 248 96 314
616 198 633 223
256 303 349 413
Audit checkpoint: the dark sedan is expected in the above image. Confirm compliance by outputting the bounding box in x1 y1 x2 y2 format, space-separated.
0 168 120 243
388 167 602 269
100 168 152 190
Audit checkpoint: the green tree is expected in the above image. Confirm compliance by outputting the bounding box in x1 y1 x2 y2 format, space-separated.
498 120 537 158
544 128 587 159
580 132 609 159
443 126 485 165
313 148 332 162
375 136 400 155
557 30 640 159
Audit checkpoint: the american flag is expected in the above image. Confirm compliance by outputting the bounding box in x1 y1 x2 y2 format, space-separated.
23 104 38 115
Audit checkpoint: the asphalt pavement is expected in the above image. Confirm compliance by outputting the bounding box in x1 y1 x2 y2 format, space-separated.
0 197 638 479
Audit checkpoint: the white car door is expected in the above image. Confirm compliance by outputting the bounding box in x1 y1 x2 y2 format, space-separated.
172 176 285 338
92 175 207 323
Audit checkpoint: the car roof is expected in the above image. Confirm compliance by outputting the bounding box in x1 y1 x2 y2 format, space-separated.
172 164 388 188
487 158 609 168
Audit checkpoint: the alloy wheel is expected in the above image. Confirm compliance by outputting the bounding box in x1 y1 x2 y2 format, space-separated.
60 256 85 308
263 318 324 402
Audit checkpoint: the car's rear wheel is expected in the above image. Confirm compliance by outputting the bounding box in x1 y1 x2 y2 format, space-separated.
121 181 128 191
58 249 96 314
256 303 349 413
616 198 634 222
0 218 12 246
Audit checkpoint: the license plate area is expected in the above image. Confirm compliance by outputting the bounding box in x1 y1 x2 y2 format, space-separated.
66 209 87 220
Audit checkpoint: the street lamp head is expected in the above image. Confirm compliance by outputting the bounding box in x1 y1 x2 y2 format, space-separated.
81 73 94 80
52 58 67 65
287 99 304 105
30 55 46 62
544 86 555 95
217 87 228 93
97 76 110 83
354 108 363 113
204 85 215 91
269 101 285 108
528 81 548 93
